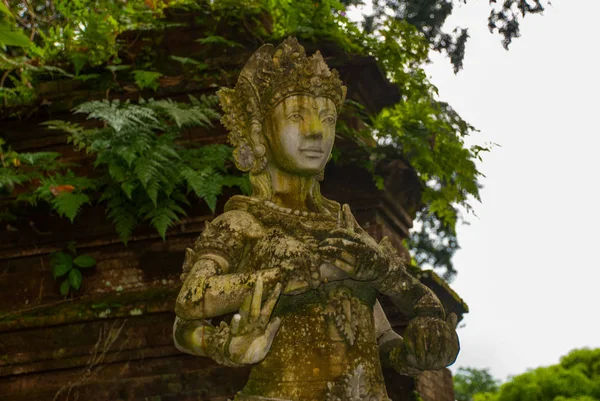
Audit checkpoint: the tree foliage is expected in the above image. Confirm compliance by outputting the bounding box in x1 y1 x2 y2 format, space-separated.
355 0 549 72
459 349 600 401
0 0 544 277
454 367 500 401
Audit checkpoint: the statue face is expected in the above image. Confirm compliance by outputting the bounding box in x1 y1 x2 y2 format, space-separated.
264 95 337 176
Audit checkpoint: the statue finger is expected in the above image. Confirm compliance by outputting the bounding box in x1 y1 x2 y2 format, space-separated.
264 317 282 345
321 236 361 250
330 257 356 276
250 276 264 323
328 228 362 242
239 292 253 328
342 204 360 232
231 313 241 335
260 282 282 325
319 245 357 266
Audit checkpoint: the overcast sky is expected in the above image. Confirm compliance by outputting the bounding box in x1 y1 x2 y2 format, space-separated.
421 0 600 381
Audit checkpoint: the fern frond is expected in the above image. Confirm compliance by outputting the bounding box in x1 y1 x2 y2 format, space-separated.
42 120 95 150
181 144 232 171
181 166 223 212
151 98 215 128
17 151 61 165
132 70 162 91
105 193 138 244
141 197 188 240
74 100 158 133
222 174 252 195
52 192 90 222
145 180 161 206
133 157 161 187
0 168 28 190
169 55 208 70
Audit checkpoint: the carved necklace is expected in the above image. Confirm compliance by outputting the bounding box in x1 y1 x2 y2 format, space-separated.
262 200 318 217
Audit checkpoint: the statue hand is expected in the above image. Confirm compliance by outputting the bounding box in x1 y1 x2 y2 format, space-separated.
226 278 283 365
318 227 389 282
397 314 459 371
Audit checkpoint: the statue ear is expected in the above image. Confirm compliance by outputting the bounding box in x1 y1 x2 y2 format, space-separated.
249 120 266 157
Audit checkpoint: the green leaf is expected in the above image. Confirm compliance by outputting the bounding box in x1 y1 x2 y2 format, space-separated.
0 21 31 48
105 65 131 72
70 53 88 76
132 70 162 91
68 268 83 290
73 255 96 268
52 192 90 222
51 252 73 278
195 35 242 48
73 74 101 81
0 3 13 18
105 193 138 244
121 182 136 199
169 55 208 70
60 279 70 296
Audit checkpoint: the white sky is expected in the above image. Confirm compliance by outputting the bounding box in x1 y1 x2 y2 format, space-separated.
351 0 600 382
423 0 600 381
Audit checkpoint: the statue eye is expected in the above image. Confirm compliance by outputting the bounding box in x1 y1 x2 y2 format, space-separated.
323 116 336 125
288 113 304 122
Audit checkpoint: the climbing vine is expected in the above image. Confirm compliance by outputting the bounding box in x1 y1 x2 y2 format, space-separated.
0 0 502 279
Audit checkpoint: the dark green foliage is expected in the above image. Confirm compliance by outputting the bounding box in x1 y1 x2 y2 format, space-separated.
458 349 600 401
132 70 163 91
454 367 500 401
0 138 96 222
50 244 96 296
45 95 244 243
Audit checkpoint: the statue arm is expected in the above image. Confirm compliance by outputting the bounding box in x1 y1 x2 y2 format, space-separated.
371 239 445 320
175 256 283 320
175 209 282 320
174 278 283 367
374 300 421 376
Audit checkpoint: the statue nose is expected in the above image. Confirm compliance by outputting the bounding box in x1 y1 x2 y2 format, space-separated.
307 118 323 138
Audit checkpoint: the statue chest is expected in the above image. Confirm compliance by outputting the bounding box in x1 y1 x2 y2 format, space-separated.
238 283 389 401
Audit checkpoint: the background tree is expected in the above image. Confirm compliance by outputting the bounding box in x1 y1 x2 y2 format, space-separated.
457 348 600 401
454 367 501 401
350 0 549 72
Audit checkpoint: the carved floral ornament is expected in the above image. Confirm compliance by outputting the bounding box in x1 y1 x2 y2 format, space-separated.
217 37 347 173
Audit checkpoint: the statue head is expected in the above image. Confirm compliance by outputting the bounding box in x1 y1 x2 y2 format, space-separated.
217 37 347 207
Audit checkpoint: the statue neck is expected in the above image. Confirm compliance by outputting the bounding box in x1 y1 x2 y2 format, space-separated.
267 164 315 212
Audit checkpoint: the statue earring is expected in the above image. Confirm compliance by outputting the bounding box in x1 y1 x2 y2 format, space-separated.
254 144 266 157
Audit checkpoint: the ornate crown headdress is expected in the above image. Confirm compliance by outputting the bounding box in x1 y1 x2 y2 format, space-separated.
217 37 347 172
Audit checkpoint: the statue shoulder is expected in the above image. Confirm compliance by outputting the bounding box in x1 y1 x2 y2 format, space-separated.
210 209 265 239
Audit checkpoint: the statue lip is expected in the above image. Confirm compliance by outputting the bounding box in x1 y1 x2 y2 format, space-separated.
299 147 324 153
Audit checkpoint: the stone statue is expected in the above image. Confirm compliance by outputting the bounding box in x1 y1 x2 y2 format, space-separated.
173 37 459 401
